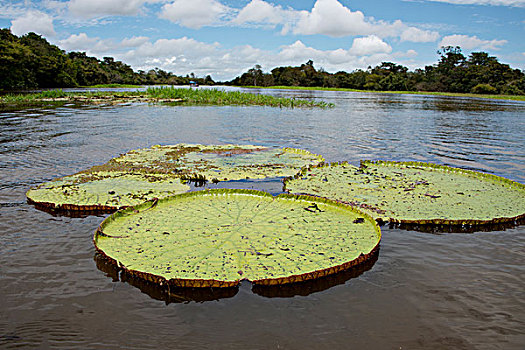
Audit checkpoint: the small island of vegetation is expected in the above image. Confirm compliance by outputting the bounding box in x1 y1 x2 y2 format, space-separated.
0 87 333 108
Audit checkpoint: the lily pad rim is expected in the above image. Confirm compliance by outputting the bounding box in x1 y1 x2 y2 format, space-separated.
26 171 189 212
94 188 381 288
26 144 325 212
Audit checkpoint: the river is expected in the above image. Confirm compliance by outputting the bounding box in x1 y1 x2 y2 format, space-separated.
1 88 524 349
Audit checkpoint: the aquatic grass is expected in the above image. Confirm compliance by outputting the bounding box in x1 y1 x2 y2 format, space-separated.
145 87 334 108
0 87 334 108
39 89 68 98
83 83 143 88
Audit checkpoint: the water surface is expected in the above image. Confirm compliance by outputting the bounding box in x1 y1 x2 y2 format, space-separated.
1 89 524 349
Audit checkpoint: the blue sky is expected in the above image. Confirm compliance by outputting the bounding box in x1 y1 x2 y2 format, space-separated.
1 0 524 81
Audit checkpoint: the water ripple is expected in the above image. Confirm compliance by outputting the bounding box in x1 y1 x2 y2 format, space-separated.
0 92 524 349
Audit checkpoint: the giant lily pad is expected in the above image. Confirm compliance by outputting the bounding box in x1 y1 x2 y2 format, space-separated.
27 172 190 211
27 144 324 211
284 161 525 225
94 189 381 287
108 143 324 182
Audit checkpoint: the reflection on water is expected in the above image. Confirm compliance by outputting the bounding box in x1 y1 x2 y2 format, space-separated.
1 89 524 349
252 249 379 298
94 253 238 304
391 218 525 234
94 249 379 303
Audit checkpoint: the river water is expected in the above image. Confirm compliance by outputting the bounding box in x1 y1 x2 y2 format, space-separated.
1 88 524 349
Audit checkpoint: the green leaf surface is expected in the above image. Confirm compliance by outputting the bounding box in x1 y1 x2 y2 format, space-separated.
94 189 381 287
27 172 189 210
27 144 324 211
110 143 325 181
284 161 525 225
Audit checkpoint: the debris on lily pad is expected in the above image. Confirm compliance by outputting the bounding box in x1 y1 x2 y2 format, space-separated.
27 144 324 212
109 143 325 182
284 160 525 226
94 189 381 288
27 172 190 211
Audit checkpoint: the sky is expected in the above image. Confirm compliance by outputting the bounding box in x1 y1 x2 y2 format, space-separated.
1 0 524 81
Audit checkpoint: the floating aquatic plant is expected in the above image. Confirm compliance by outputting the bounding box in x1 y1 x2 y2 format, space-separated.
111 144 325 182
27 172 190 211
27 144 324 212
284 160 525 226
94 189 381 287
0 88 335 108
145 87 335 108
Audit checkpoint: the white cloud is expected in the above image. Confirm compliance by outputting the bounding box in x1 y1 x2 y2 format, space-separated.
394 49 419 58
43 0 68 13
108 35 407 81
248 40 395 77
349 35 392 56
68 0 147 18
120 37 221 72
439 34 507 50
59 33 98 51
237 0 439 42
279 41 326 61
400 27 440 43
0 2 27 20
276 39 392 69
293 0 373 37
10 10 56 37
423 0 525 7
121 36 150 47
58 33 116 54
232 0 292 26
159 0 230 29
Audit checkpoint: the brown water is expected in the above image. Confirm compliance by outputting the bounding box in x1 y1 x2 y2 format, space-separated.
1 89 524 349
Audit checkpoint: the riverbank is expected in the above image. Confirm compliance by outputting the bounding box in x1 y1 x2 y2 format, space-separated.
241 85 525 102
81 83 143 88
0 86 334 108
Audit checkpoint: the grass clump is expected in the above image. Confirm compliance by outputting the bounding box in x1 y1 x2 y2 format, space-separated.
84 84 143 88
145 87 334 108
0 87 333 108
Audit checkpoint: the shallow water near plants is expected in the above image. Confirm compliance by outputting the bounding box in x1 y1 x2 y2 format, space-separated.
1 88 524 349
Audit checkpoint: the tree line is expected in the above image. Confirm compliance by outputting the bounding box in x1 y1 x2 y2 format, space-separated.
2 28 524 95
0 29 214 90
229 47 525 95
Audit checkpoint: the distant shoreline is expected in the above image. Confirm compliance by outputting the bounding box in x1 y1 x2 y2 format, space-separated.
239 85 525 102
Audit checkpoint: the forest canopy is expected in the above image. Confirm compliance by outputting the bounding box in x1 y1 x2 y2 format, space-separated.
0 28 214 90
229 49 525 95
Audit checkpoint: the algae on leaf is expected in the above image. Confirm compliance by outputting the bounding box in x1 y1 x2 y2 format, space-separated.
94 189 381 288
110 143 325 182
27 144 324 212
27 172 190 211
284 161 525 226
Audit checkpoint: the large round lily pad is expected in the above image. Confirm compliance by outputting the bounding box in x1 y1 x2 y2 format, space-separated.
109 143 325 182
27 144 324 212
94 189 381 287
284 161 525 225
